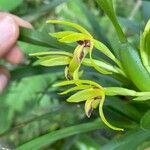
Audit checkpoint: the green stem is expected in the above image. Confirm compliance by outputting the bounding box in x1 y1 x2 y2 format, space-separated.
96 0 127 43
120 43 150 91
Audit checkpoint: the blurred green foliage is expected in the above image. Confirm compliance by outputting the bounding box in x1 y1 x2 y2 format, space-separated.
0 0 150 150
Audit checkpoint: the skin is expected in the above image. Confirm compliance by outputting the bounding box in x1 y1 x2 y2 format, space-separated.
0 12 32 93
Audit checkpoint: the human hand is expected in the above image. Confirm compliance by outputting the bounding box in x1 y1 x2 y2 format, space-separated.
0 13 32 93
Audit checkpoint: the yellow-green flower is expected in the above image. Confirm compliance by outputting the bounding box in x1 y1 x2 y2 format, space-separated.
46 20 121 78
54 79 124 131
30 20 128 131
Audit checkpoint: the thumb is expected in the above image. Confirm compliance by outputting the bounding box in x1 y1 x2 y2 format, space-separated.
0 15 19 57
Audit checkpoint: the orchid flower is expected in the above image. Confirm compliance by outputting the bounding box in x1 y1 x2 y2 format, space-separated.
46 20 121 79
54 79 124 131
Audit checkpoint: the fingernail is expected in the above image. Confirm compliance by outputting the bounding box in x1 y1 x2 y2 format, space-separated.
0 16 16 44
0 74 8 93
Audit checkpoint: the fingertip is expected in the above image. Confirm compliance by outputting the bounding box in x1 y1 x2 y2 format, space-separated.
0 12 32 29
0 14 19 57
11 14 32 29
4 46 24 64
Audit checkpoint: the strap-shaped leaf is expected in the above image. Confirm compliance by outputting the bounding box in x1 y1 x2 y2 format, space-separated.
67 88 103 102
16 120 102 150
46 20 92 37
140 19 150 73
99 95 124 131
140 110 150 130
96 0 127 43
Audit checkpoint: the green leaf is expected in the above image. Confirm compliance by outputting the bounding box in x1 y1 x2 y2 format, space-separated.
120 43 150 92
19 28 73 51
75 135 101 150
140 110 150 130
11 65 63 81
140 19 150 74
96 0 127 43
0 74 56 134
118 17 142 34
142 0 150 22
67 88 103 102
5 75 54 112
77 0 111 47
0 0 23 11
106 97 142 122
137 141 150 150
101 128 150 150
16 120 103 150
0 102 12 134
22 0 67 22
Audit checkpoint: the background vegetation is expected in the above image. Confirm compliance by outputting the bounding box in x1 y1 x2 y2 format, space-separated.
0 0 150 149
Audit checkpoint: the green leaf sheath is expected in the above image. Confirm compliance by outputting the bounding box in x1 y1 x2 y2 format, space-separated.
16 120 103 150
120 44 150 91
19 28 72 50
140 110 150 130
140 19 150 74
96 0 127 43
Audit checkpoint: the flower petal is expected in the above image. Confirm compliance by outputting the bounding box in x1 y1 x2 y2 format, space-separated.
67 88 103 102
99 95 124 131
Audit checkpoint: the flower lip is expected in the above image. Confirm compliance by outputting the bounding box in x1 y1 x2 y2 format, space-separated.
79 48 84 62
77 40 84 45
77 40 91 47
